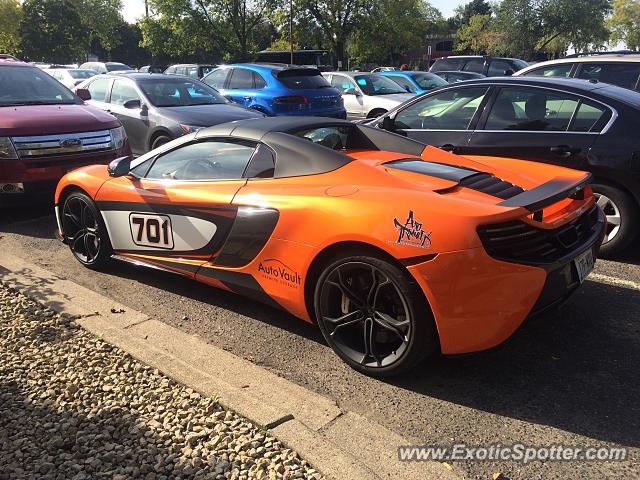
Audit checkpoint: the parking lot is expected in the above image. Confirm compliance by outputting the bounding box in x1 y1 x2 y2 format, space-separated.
2 204 638 479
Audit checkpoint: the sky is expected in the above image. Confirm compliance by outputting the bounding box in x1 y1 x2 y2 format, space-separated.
121 0 467 24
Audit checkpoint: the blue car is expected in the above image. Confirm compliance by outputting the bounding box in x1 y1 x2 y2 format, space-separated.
202 64 346 118
379 71 447 95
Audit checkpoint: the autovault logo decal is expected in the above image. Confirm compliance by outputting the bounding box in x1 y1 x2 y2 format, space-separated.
258 259 302 289
391 210 432 249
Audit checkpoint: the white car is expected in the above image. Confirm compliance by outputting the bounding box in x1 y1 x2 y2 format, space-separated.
48 68 98 89
322 72 414 120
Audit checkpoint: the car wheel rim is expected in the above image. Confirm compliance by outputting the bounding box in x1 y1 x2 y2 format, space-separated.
319 262 411 368
595 193 621 244
62 196 101 264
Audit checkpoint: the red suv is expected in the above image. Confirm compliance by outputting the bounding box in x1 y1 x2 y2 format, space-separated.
0 58 130 198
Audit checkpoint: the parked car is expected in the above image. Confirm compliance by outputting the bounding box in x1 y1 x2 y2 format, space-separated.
321 71 414 120
367 76 640 255
139 65 167 74
430 56 528 77
75 73 264 156
47 68 97 89
434 70 486 83
164 64 217 80
371 66 398 73
514 52 640 92
203 64 346 118
379 71 447 94
79 62 134 74
0 58 130 199
55 117 603 376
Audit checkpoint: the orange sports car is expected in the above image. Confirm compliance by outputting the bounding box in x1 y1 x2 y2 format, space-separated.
55 117 605 376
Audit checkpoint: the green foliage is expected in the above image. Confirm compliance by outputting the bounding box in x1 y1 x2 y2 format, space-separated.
19 0 87 62
0 0 22 55
455 14 497 54
70 0 124 52
349 0 444 66
608 0 640 50
453 0 491 27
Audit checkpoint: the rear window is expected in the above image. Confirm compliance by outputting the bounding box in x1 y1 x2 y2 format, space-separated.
431 58 465 72
106 63 132 72
0 66 78 106
68 69 96 79
276 70 331 89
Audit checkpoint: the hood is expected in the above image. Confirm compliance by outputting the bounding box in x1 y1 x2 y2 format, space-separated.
159 103 265 126
0 104 120 136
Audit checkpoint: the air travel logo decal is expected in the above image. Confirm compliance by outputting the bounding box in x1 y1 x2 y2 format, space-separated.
391 210 432 249
258 259 302 289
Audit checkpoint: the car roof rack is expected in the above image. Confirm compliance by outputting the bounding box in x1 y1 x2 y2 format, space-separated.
564 50 640 58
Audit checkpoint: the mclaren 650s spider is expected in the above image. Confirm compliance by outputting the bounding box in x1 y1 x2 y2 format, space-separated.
55 117 605 376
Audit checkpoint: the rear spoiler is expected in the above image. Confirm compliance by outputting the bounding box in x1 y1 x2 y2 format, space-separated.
497 173 592 211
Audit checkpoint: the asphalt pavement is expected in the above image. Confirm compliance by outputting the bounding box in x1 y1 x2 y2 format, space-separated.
2 203 639 479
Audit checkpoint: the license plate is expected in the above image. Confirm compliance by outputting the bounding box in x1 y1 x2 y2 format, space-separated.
574 248 595 284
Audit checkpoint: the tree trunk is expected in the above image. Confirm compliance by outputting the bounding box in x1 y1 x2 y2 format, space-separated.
335 39 345 70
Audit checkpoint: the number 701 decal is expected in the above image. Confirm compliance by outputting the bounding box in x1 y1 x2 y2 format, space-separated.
129 213 174 249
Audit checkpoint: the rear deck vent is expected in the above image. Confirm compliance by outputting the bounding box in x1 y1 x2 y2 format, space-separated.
459 173 525 200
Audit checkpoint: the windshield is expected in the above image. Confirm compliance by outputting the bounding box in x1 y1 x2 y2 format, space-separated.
138 79 227 107
68 69 97 79
0 66 78 106
106 63 132 72
413 73 448 90
512 59 529 71
354 74 406 95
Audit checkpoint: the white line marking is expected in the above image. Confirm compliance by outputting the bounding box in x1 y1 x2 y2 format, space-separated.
589 273 640 292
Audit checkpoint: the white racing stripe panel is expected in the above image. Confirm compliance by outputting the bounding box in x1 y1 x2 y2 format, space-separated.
101 210 217 251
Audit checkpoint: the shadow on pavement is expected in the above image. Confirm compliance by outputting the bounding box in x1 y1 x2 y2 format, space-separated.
392 279 640 448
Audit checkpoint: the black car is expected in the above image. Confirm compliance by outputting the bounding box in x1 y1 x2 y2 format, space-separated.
77 73 264 156
434 71 486 83
368 76 640 255
139 65 167 74
430 56 528 77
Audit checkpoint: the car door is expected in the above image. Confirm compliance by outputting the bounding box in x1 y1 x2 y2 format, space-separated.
330 74 363 119
466 85 605 169
107 78 149 156
224 67 255 106
94 137 258 274
386 85 490 152
84 76 113 110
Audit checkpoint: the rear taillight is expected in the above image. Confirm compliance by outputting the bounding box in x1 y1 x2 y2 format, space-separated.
274 95 309 104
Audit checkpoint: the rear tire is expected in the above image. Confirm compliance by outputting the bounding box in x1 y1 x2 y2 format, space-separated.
367 108 388 119
592 183 638 257
61 192 112 270
314 253 438 377
151 134 172 151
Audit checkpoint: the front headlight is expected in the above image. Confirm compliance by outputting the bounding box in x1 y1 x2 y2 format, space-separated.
180 124 204 135
0 137 18 159
110 126 127 149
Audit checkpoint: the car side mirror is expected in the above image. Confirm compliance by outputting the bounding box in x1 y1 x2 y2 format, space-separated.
124 99 141 109
343 87 357 95
504 69 514 76
107 155 132 177
382 115 396 131
76 88 91 101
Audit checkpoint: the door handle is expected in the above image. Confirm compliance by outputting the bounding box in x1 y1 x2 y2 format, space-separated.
550 145 580 157
243 96 251 101
439 144 457 152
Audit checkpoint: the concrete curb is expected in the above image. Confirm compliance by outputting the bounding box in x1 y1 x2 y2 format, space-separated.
0 251 461 480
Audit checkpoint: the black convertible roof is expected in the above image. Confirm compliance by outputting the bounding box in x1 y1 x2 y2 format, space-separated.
195 117 428 178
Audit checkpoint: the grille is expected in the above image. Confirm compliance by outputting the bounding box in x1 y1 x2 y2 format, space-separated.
477 205 601 264
460 173 525 200
12 130 113 158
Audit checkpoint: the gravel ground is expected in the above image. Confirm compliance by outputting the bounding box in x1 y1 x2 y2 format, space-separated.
0 283 323 480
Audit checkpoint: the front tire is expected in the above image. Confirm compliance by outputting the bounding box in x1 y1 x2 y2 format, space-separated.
314 254 438 377
151 134 172 151
61 192 112 270
367 108 388 119
592 183 639 256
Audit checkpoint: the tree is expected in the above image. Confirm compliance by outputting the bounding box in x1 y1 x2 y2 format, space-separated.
69 0 123 53
455 14 496 54
349 0 444 67
0 0 22 56
608 0 640 50
19 0 86 62
296 0 369 68
453 0 491 27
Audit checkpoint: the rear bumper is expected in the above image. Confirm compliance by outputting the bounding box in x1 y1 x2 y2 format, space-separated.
408 207 606 355
272 107 346 118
